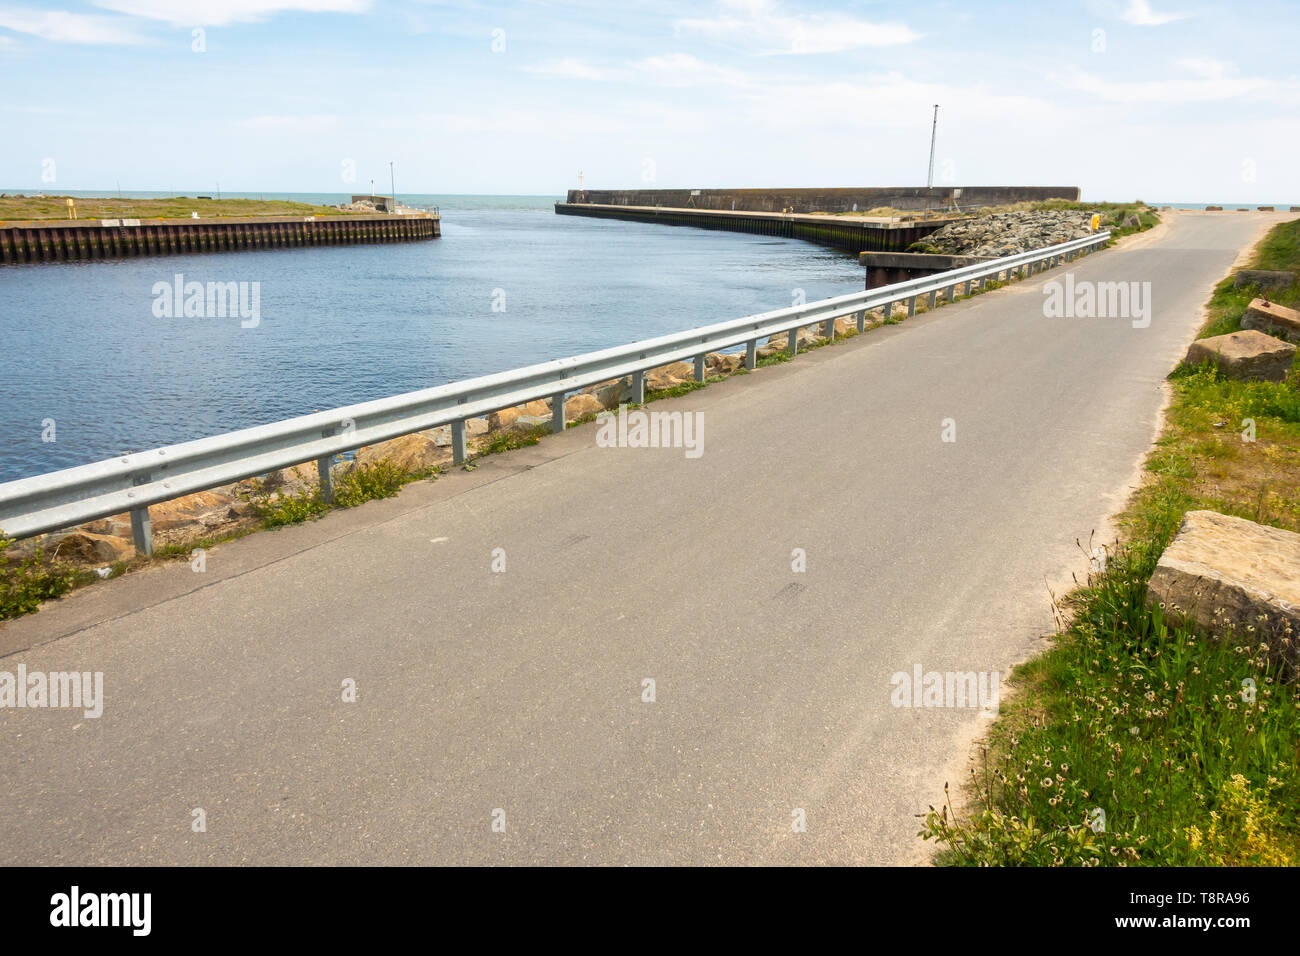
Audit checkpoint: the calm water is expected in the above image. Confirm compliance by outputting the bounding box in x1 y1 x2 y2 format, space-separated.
0 194 863 482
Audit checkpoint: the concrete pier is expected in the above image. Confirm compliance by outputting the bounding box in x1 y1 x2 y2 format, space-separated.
564 185 1081 214
0 212 439 265
555 202 956 255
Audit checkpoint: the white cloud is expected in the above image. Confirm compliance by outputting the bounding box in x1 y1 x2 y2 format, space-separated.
1053 59 1292 104
675 0 919 55
526 53 751 89
90 0 370 27
1119 0 1191 26
0 8 147 44
526 57 614 82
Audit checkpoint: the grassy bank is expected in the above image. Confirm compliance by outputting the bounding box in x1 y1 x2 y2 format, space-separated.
0 194 349 221
921 218 1300 866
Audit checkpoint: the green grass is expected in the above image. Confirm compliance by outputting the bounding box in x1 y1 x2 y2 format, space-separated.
0 194 351 222
0 535 87 620
474 423 552 457
233 460 427 529
921 216 1300 867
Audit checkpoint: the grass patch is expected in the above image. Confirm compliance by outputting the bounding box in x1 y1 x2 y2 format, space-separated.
242 460 430 528
921 215 1300 866
0 194 351 222
0 535 86 620
474 423 552 457
645 379 707 402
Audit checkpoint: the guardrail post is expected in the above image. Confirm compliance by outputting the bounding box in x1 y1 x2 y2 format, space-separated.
316 455 335 503
452 419 467 464
745 339 757 369
964 278 974 295
693 353 707 382
928 290 938 309
856 310 866 333
551 390 567 433
881 301 892 323
821 316 835 340
907 295 917 317
130 506 153 558
631 371 646 404
786 328 798 356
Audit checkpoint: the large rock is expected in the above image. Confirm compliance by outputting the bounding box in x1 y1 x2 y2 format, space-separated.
261 461 320 491
1233 269 1295 291
1242 298 1300 342
487 400 551 431
563 393 604 420
1184 330 1296 383
1147 511 1300 670
645 362 694 391
82 489 237 539
766 326 823 351
587 377 635 410
705 352 743 374
430 418 489 446
352 431 449 473
48 531 135 564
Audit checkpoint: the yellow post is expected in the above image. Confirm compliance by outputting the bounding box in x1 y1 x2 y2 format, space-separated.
1090 213 1101 232
66 197 77 220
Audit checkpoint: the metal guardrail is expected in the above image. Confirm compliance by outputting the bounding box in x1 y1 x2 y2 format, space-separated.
0 232 1110 555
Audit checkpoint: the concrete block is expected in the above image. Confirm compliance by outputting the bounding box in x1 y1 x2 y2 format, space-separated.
1242 298 1300 342
1233 269 1295 291
1147 510 1300 670
1184 329 1296 382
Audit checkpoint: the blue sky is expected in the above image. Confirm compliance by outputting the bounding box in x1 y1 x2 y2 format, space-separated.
2 0 1298 200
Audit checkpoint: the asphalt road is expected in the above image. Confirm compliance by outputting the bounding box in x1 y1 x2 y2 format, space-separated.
0 211 1285 865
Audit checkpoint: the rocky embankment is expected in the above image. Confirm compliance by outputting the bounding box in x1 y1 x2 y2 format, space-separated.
912 210 1096 257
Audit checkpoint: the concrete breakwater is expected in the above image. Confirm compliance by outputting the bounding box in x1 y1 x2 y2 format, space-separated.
0 212 439 264
554 202 955 255
564 185 1081 214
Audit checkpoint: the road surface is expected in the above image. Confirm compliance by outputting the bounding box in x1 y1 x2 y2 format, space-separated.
0 211 1286 865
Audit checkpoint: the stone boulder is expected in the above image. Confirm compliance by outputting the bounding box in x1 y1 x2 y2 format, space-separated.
766 326 823 351
352 431 449 473
48 531 135 564
705 352 743 374
1242 298 1300 342
261 461 321 491
1184 330 1296 383
645 362 694 391
81 489 238 539
1233 269 1295 291
563 393 604 421
586 377 635 410
1147 510 1300 670
487 400 551 432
